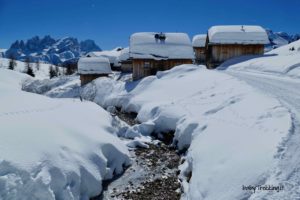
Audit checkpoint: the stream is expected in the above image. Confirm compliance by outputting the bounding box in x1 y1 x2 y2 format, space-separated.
93 109 182 200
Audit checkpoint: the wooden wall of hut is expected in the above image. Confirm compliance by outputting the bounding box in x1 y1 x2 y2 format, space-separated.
132 59 192 80
194 47 206 64
206 44 264 69
121 60 133 73
80 74 109 85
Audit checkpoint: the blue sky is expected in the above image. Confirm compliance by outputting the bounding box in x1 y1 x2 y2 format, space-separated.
0 0 299 50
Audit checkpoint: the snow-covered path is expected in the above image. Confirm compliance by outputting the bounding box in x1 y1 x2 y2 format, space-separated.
225 70 300 199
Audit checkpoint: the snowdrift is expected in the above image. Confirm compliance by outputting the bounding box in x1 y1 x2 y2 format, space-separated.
0 69 130 199
22 75 80 98
81 64 291 199
219 40 300 78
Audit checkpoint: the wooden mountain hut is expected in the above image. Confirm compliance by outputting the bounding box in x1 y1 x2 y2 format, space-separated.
78 57 111 85
192 34 207 64
118 47 132 73
130 32 194 80
205 25 269 69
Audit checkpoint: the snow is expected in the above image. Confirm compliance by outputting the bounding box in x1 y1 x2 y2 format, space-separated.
81 64 291 199
0 68 130 199
86 47 123 67
208 25 270 45
224 71 300 200
219 40 300 78
22 75 81 98
118 47 130 62
0 58 61 80
0 49 6 58
130 32 194 60
268 39 300 56
78 57 111 75
192 34 207 47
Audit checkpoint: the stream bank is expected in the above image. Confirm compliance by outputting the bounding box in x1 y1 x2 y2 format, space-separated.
95 109 182 200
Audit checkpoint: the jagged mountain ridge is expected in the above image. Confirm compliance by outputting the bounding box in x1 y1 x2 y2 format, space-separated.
5 35 101 65
265 29 300 51
4 30 300 64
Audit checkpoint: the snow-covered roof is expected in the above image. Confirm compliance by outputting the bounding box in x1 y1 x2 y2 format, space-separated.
118 47 130 61
208 25 270 45
130 32 194 60
192 34 207 47
78 57 111 75
86 47 123 65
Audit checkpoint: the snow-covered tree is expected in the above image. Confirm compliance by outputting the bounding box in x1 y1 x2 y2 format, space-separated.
8 56 16 70
35 61 40 70
49 65 57 79
55 66 60 76
25 58 35 77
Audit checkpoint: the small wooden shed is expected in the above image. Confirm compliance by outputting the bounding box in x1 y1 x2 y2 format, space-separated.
192 34 207 64
118 47 132 73
78 57 111 85
130 32 194 80
205 25 269 69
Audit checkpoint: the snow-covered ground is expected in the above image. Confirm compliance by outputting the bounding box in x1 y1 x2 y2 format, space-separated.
78 64 291 199
0 68 130 199
219 40 300 199
225 70 300 199
0 58 62 79
219 40 300 79
5 37 299 199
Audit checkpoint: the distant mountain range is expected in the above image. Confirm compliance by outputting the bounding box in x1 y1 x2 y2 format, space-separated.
265 29 300 51
3 30 300 64
4 36 101 65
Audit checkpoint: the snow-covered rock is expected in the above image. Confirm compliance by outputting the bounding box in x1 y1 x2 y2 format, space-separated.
0 68 130 199
208 25 269 45
130 32 194 60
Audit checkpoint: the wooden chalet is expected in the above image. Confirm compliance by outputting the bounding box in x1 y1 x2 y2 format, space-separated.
78 57 111 85
192 34 207 64
118 47 132 73
130 32 194 80
205 25 269 69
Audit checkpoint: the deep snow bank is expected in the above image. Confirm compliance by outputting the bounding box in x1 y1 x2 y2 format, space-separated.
0 69 130 199
219 40 300 78
82 65 291 199
22 75 80 98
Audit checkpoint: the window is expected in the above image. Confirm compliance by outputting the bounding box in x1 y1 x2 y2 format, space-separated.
144 62 150 68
